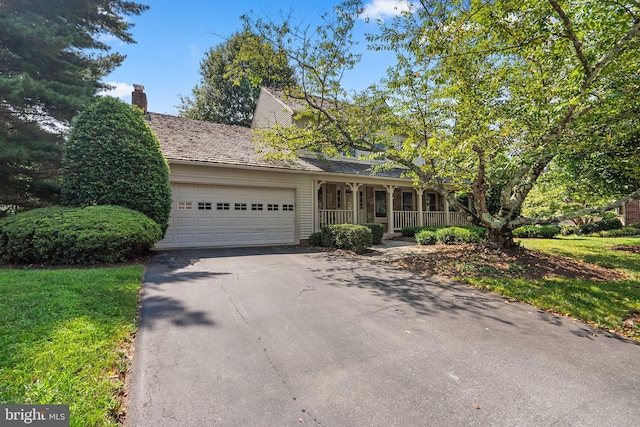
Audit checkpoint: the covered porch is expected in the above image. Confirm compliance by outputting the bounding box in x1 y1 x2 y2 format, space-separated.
313 180 470 234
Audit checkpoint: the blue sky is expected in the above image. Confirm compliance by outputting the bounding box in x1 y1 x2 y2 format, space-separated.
101 0 412 115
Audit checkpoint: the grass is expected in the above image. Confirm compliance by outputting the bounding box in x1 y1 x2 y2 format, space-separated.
461 236 640 339
0 266 144 426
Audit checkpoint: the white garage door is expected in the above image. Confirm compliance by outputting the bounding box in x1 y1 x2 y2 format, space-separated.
158 184 296 248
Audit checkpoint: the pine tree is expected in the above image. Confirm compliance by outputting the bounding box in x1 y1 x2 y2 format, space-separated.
0 0 148 211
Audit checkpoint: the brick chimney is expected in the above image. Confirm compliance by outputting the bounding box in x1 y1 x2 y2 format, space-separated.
132 84 147 113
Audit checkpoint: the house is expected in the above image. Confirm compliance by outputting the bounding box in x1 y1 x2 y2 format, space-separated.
622 200 640 225
135 86 466 249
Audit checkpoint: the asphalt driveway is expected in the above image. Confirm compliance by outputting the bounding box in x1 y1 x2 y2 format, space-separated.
126 246 640 426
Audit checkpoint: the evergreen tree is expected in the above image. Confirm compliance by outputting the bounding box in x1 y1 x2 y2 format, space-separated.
62 97 172 235
178 30 296 127
0 0 148 211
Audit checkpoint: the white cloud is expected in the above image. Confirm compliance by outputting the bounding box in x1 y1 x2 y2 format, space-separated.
100 82 134 99
362 0 416 21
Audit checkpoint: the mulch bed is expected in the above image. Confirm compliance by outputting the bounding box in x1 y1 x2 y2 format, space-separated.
389 244 626 281
610 245 640 255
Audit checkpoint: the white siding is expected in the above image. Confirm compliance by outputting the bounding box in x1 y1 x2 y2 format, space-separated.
251 88 293 128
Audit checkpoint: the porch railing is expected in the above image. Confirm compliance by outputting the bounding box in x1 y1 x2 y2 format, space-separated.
319 209 470 230
449 212 471 226
394 211 420 229
423 211 447 227
318 209 353 227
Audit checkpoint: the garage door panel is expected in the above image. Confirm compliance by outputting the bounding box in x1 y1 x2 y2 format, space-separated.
161 184 296 248
176 234 195 244
176 218 194 227
196 217 214 227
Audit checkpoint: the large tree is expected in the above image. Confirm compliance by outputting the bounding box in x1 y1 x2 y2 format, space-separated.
0 0 148 211
178 30 296 127
247 0 640 249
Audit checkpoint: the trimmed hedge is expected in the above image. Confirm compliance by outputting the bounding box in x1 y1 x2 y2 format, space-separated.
415 230 437 245
309 231 323 246
512 225 560 239
401 225 487 238
593 227 640 237
435 227 480 244
415 227 480 245
362 223 384 244
0 205 162 265
61 97 172 235
560 219 624 236
321 224 373 254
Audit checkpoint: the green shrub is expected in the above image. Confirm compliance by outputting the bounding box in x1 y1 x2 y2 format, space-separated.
0 205 162 265
594 227 640 237
400 226 420 237
362 223 384 244
61 97 172 235
415 230 437 245
434 226 480 244
309 231 323 246
512 225 560 239
321 224 373 254
401 225 486 238
560 225 579 236
578 218 622 235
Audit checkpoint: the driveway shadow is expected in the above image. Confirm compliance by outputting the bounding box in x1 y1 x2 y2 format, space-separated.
311 252 516 327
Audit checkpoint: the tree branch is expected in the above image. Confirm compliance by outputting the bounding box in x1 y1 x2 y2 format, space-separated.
548 0 592 76
510 187 640 227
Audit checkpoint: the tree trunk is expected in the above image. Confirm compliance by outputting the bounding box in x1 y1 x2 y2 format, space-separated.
485 226 518 251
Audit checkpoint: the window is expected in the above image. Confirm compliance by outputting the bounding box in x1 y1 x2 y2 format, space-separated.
235 203 247 211
375 190 387 218
198 202 212 210
402 192 414 211
177 201 192 210
216 203 230 210
426 193 437 211
336 190 342 209
345 189 353 210
359 191 364 210
282 204 294 211
251 203 263 211
267 204 279 211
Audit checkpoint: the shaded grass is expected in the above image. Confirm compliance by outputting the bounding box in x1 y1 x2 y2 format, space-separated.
461 236 640 339
519 236 640 278
0 266 144 426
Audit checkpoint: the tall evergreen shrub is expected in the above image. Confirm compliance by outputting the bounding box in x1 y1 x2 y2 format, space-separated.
61 97 172 235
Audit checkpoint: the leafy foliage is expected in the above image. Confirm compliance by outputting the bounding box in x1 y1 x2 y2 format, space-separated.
0 0 148 210
321 224 373 254
0 206 161 265
246 0 640 250
401 225 486 238
61 97 172 234
309 231 323 246
362 223 384 244
178 30 296 126
512 225 561 239
415 230 437 245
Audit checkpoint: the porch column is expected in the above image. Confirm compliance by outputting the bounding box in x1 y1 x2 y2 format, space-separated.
384 185 397 233
347 182 362 224
315 180 325 231
444 197 450 225
416 188 425 227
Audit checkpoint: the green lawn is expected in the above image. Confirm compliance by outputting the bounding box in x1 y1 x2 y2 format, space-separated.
462 236 640 339
0 266 144 426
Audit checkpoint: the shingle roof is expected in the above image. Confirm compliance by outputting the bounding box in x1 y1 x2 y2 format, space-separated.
147 112 407 179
